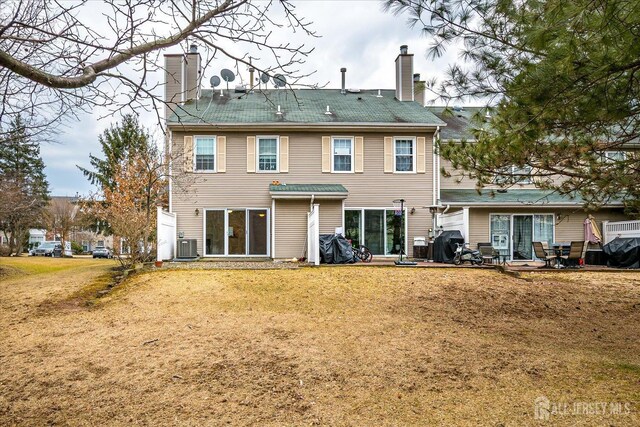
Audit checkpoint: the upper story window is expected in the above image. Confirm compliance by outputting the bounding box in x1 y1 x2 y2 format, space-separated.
194 136 216 171
602 151 626 162
257 137 279 172
394 138 415 172
494 165 532 184
512 165 532 184
332 137 353 172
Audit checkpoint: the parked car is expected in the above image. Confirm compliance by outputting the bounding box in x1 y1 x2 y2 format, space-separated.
92 246 113 259
34 241 62 256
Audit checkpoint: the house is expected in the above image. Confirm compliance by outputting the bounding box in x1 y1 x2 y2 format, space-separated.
163 45 445 260
162 45 633 263
428 107 631 261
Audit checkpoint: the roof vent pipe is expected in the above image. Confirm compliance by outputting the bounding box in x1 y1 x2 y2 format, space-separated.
325 105 332 115
340 68 347 95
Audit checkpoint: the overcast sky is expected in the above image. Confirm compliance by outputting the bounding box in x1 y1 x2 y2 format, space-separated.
42 0 459 196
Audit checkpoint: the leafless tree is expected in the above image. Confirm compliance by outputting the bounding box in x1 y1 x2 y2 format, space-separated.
46 197 78 253
0 0 317 139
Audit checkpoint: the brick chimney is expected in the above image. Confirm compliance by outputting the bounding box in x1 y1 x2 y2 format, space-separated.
164 44 201 120
395 45 414 102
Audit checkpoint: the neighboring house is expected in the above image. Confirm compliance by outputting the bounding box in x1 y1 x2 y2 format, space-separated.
164 45 445 259
428 106 631 260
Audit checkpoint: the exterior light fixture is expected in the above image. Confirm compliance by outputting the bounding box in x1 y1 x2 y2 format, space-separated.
195 208 200 216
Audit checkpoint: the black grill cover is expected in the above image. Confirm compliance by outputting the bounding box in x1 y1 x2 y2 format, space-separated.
603 237 640 268
319 234 355 264
433 230 465 263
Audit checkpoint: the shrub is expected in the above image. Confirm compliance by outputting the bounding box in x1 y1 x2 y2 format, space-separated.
71 241 84 255
0 245 11 257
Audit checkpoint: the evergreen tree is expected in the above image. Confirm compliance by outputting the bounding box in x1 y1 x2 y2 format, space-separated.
386 0 640 216
79 114 159 236
0 115 50 255
78 114 150 191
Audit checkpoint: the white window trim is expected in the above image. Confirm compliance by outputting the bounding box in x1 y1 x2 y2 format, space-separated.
343 207 408 257
194 135 217 173
331 136 354 173
489 213 556 261
493 165 533 184
393 137 416 173
603 151 626 162
202 208 271 257
256 135 280 173
511 165 532 184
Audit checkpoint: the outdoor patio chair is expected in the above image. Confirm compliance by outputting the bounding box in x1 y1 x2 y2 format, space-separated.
478 245 500 264
561 241 585 268
533 241 555 268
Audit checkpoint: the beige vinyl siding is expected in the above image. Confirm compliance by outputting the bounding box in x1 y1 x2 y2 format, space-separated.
164 56 182 119
440 158 554 190
171 131 436 256
399 55 413 101
274 200 308 259
318 201 343 234
185 54 199 101
466 207 630 250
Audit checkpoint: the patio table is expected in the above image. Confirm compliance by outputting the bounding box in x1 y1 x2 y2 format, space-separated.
551 243 570 268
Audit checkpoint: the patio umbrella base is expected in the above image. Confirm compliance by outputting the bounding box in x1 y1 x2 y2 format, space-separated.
395 261 418 266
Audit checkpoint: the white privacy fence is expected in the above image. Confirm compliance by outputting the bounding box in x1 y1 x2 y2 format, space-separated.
157 207 177 261
307 204 320 265
602 220 640 244
438 209 469 240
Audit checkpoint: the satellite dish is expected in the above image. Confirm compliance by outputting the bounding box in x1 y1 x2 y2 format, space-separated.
209 75 221 88
273 74 286 88
220 69 235 82
260 73 270 84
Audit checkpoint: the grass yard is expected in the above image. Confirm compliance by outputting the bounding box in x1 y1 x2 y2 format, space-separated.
1 258 639 426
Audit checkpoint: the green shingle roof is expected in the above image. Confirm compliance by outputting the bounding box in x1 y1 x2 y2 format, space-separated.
426 106 490 141
440 189 622 206
269 184 348 193
170 89 445 126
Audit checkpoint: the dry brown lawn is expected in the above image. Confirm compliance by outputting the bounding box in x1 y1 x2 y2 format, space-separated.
1 258 639 426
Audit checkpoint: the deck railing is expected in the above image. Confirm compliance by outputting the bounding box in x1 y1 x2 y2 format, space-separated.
602 220 640 244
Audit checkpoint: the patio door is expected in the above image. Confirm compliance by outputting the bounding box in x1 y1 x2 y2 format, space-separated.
490 214 555 261
512 215 533 260
205 208 269 256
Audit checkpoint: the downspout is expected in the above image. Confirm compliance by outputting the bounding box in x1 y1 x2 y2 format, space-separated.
432 127 439 206
435 126 441 206
168 129 173 213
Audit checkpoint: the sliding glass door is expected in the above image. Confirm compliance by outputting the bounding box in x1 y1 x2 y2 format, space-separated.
513 215 533 260
204 208 269 256
344 208 406 256
490 214 554 261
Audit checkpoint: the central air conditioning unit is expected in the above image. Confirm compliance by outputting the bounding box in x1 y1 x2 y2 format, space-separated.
176 239 198 259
